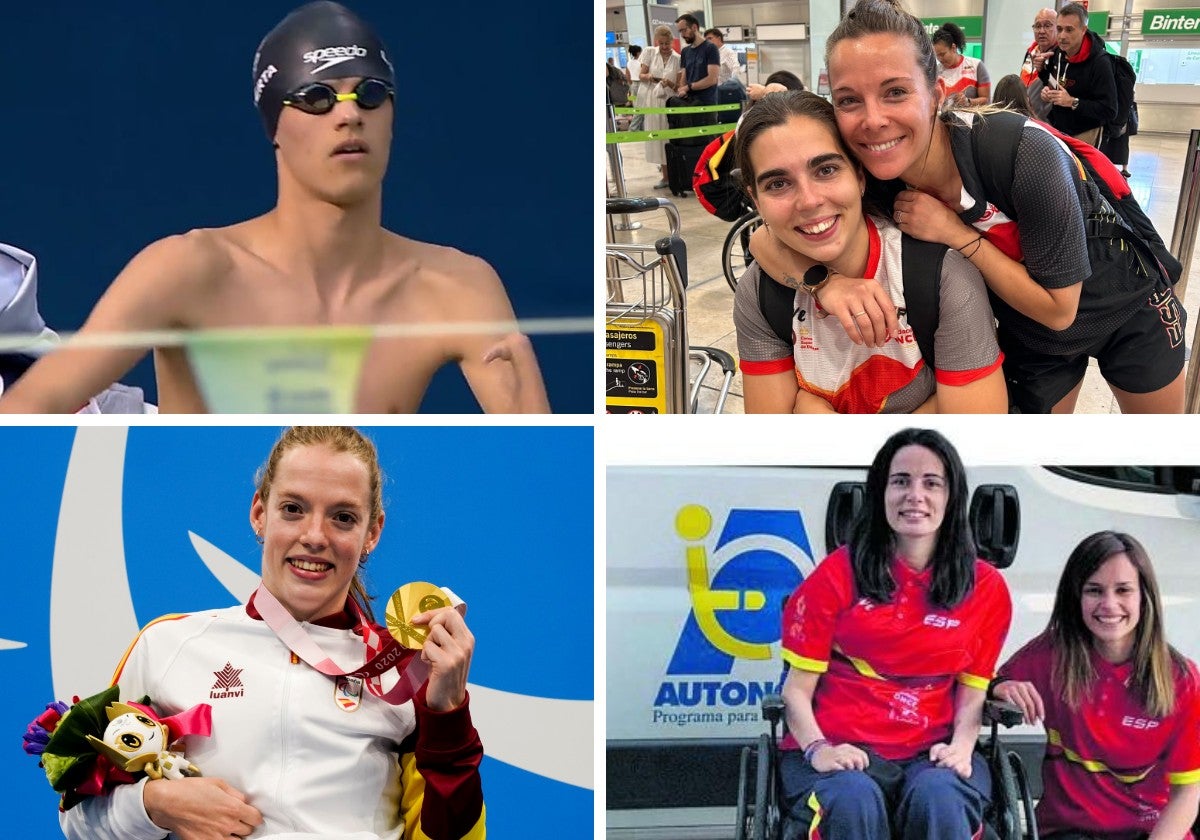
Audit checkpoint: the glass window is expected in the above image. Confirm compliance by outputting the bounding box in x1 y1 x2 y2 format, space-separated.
1049 466 1200 494
1127 47 1200 84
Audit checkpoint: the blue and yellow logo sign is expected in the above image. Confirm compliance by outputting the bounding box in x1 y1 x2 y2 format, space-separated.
667 505 814 676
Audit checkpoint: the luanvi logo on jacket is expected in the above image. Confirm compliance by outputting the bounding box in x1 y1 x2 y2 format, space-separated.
210 661 245 699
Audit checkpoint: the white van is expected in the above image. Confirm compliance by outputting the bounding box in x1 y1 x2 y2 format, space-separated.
606 465 1200 839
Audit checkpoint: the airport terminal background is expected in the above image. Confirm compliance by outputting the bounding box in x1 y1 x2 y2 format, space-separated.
605 0 1200 413
2 1 591 413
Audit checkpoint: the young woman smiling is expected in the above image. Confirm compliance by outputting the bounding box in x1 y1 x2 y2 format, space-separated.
994 532 1200 839
732 90 1005 413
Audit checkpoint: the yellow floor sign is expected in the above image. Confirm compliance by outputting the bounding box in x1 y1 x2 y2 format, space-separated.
606 319 668 414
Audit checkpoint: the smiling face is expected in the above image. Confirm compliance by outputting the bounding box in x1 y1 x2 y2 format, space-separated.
746 113 868 276
884 444 948 553
251 443 383 622
829 33 942 184
273 75 393 207
1081 552 1141 662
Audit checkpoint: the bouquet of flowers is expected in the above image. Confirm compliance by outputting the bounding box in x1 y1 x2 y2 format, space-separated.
22 685 211 810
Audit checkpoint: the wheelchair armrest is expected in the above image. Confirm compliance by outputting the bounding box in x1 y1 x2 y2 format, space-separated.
983 698 1025 728
762 693 785 726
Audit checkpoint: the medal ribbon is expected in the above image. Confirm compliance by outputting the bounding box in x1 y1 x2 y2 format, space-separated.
253 583 463 705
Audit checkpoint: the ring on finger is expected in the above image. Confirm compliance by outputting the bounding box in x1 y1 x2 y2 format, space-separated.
852 311 868 318
896 210 903 224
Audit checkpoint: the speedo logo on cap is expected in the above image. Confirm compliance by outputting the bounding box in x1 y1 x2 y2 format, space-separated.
304 44 369 75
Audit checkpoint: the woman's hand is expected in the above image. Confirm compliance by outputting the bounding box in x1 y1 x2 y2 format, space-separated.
143 777 263 840
892 189 973 249
992 680 1045 725
813 274 901 347
410 607 476 712
929 740 975 778
810 743 869 773
748 225 898 346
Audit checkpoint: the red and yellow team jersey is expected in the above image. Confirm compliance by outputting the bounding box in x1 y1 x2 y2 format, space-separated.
781 546 1012 760
1000 634 1200 838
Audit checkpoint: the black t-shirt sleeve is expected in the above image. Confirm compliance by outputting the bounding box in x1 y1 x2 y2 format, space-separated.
1009 125 1091 289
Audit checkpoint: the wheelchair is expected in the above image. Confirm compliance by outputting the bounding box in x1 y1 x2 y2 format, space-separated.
734 693 1038 840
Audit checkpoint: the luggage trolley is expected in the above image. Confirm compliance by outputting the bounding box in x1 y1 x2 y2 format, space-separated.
606 197 735 413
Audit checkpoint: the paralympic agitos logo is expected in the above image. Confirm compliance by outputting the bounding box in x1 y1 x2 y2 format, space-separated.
655 505 815 710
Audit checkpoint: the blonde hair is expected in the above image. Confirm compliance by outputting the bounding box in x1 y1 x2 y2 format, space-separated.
653 25 673 44
256 426 384 621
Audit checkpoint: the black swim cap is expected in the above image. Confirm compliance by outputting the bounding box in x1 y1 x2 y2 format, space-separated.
252 1 395 140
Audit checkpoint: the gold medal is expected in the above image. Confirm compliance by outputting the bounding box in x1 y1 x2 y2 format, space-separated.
385 582 451 649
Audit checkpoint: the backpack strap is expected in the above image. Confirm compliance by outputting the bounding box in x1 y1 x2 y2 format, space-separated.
758 268 795 346
968 110 1024 221
900 234 947 371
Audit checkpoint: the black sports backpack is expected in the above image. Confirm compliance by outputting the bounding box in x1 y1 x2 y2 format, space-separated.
1106 52 1137 138
758 235 949 370
968 109 1179 287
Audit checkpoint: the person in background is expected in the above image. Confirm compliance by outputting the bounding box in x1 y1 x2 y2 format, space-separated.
992 74 1036 119
1021 8 1057 120
626 45 645 131
641 25 680 189
704 28 741 85
675 14 719 105
0 243 149 412
1037 2 1116 148
932 22 990 107
746 69 805 103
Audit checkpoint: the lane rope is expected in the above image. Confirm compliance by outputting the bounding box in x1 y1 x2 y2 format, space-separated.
0 316 594 354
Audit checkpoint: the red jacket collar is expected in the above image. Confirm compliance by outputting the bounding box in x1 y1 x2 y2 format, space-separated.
1066 34 1093 64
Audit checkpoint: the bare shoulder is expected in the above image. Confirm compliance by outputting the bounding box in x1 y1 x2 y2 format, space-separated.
123 226 238 292
384 233 513 316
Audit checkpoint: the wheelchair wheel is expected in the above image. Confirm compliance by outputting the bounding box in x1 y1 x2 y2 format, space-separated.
734 743 753 840
752 732 782 840
1008 751 1039 840
984 742 1016 839
722 210 763 292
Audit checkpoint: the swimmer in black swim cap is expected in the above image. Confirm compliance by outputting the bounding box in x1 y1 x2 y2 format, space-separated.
253 1 396 141
1 1 549 416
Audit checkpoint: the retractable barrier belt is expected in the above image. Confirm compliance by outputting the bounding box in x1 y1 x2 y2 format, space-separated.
607 102 740 145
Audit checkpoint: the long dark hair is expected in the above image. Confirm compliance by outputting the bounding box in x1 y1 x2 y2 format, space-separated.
1048 531 1189 716
848 428 976 609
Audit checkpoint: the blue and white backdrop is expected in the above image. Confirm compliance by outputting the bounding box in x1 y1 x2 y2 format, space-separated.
1 426 593 837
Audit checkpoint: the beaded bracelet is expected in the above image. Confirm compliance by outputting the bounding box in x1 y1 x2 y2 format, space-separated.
802 738 831 763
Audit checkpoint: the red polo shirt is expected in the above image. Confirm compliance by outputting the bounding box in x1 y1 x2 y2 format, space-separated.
781 545 1012 760
1000 633 1200 838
